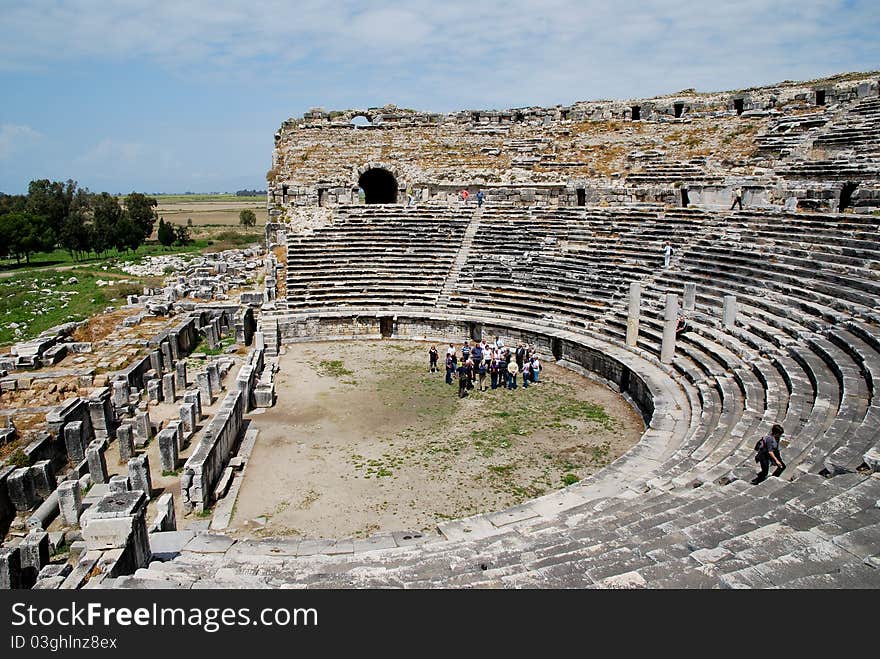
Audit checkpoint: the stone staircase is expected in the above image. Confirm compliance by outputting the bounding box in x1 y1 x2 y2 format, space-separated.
437 207 482 305
101 471 880 589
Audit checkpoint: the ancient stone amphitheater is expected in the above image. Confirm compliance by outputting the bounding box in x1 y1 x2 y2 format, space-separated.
3 71 880 589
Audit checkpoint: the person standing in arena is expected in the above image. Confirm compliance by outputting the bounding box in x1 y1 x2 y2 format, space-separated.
663 241 674 268
429 345 439 373
507 359 519 390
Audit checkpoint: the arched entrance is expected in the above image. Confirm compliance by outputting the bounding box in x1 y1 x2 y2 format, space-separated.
358 168 398 204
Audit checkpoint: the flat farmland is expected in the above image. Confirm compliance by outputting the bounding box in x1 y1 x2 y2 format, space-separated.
155 195 268 226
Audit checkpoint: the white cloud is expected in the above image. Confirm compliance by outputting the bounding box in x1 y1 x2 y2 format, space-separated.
0 124 43 159
0 0 875 96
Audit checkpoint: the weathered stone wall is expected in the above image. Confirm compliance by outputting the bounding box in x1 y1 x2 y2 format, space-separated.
181 389 244 513
269 71 880 218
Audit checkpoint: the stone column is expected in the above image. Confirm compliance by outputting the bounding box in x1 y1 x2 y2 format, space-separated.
63 420 86 463
0 547 22 589
254 331 265 351
722 294 737 329
175 360 187 391
660 293 679 364
158 429 179 472
161 373 176 403
86 440 109 485
58 480 83 526
683 282 696 311
128 454 152 498
626 282 640 347
117 422 136 463
197 372 213 404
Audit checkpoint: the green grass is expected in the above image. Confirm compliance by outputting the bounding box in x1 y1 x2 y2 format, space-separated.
0 241 205 275
317 360 354 378
0 270 145 346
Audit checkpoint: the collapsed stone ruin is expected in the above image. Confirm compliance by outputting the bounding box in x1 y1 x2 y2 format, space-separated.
2 70 880 589
0 245 277 589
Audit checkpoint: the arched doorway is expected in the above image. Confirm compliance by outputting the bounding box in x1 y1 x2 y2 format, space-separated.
358 168 398 204
839 182 858 212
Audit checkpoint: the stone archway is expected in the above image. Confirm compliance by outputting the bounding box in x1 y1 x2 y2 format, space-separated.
357 166 398 204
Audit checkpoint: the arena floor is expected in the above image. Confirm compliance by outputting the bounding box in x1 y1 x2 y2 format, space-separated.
228 340 645 539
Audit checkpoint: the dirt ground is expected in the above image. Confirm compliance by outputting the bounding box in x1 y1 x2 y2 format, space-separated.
230 340 645 539
156 199 267 226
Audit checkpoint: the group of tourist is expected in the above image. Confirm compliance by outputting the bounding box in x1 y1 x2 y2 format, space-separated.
429 338 542 398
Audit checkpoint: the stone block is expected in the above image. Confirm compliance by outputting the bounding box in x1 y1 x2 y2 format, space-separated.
207 363 221 393
152 492 176 532
86 441 109 485
31 460 56 499
8 467 40 512
111 379 130 408
117 422 135 463
166 419 185 452
63 420 86 463
158 429 178 472
0 546 22 589
134 411 152 447
197 372 213 404
108 474 129 493
184 389 203 419
175 360 187 391
146 378 161 403
180 402 197 435
162 373 176 403
127 454 152 498
58 480 83 527
20 531 50 588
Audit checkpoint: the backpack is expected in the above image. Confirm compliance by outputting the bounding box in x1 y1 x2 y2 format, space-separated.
754 437 766 462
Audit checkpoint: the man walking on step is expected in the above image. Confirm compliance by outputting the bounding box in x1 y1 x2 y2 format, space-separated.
663 241 674 268
730 187 743 210
752 424 786 484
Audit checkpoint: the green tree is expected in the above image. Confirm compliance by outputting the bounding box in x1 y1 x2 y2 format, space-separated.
157 218 176 248
26 179 76 241
58 188 93 260
174 224 193 246
239 209 256 227
113 216 143 253
92 192 123 256
123 192 158 240
0 212 54 263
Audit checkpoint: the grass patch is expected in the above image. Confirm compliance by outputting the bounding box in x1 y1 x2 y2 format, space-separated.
6 449 29 468
317 360 354 378
561 473 580 486
0 270 143 346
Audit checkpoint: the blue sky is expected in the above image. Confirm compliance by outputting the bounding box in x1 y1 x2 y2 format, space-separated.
1 0 878 194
